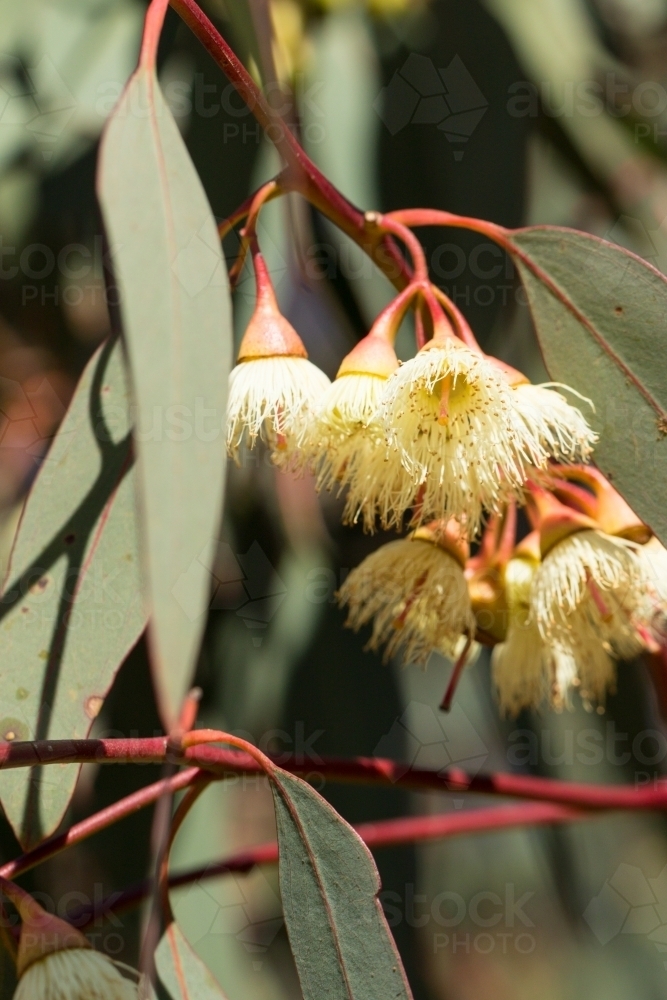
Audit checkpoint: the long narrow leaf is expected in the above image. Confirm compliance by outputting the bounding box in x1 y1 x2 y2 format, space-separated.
0 337 145 848
97 58 232 727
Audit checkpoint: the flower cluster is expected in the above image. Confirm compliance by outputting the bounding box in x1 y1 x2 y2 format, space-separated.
226 222 667 713
228 263 595 530
490 476 667 714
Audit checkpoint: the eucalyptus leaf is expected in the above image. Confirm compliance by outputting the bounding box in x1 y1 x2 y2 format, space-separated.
508 227 667 542
155 921 230 1000
97 64 232 728
0 337 145 849
270 768 413 1000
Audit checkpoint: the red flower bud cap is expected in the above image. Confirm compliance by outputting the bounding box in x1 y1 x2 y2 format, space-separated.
529 484 598 558
554 466 651 544
237 252 307 361
16 901 90 977
513 530 541 563
336 333 399 380
487 355 530 387
412 518 469 568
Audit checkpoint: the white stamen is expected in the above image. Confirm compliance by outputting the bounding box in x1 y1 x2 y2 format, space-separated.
338 536 474 665
226 356 330 463
14 948 138 1000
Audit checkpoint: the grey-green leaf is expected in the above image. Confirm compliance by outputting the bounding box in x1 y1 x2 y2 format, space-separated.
270 768 413 1000
509 227 667 542
0 337 145 849
155 921 229 999
97 66 232 728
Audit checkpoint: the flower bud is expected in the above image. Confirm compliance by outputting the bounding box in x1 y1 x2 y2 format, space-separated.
338 520 474 665
226 253 330 463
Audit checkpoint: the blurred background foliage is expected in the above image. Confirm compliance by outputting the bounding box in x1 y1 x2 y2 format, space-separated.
2 0 667 997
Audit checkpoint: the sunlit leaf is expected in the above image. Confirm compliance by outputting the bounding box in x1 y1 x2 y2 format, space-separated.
270 767 413 1000
0 337 145 848
97 61 232 728
509 227 667 542
155 921 229 999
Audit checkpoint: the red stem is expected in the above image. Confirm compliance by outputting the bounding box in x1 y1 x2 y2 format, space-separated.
140 0 170 69
385 208 511 247
375 215 429 283
168 0 411 288
440 637 472 712
2 739 666 898
429 284 481 351
3 739 667 815
0 767 201 882
76 801 587 930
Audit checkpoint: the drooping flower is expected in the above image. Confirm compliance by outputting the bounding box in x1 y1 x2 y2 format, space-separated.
226 251 330 464
491 533 547 715
378 337 534 532
532 528 646 650
528 488 647 704
305 331 415 531
509 382 597 464
379 332 598 533
337 519 474 664
490 532 592 714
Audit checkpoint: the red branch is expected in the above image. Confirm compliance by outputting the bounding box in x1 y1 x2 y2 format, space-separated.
76 801 586 929
0 768 201 882
168 0 410 287
2 738 667 813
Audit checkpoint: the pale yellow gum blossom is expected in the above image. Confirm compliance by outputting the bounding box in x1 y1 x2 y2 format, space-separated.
510 384 597 464
532 529 645 639
226 355 331 464
379 341 549 534
531 529 650 704
492 555 550 715
492 553 615 713
14 949 138 1000
318 426 415 532
315 371 387 431
337 535 474 665
305 372 415 532
631 536 667 644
